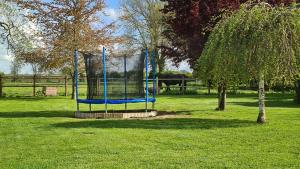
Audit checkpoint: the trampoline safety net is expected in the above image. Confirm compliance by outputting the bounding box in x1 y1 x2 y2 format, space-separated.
83 50 153 100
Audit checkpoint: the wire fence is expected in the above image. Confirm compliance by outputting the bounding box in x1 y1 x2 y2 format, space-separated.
0 75 204 97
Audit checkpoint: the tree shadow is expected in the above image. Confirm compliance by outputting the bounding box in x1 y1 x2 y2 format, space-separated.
0 96 67 101
158 110 196 115
230 97 300 108
165 92 295 100
52 118 255 130
0 110 196 119
0 111 74 118
158 94 217 102
160 93 258 100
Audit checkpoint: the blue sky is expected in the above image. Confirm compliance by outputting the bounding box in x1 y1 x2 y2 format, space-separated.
104 0 121 20
106 0 121 9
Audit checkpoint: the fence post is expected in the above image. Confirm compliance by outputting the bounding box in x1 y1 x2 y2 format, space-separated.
0 74 3 97
33 74 36 96
64 75 68 96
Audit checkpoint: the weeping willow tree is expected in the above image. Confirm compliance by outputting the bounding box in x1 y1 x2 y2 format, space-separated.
197 2 300 123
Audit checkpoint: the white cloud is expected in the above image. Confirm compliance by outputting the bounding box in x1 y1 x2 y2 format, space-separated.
106 8 120 20
0 60 11 73
166 59 192 73
0 45 12 61
0 45 12 73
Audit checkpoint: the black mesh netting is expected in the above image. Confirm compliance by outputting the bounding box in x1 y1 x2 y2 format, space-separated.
83 51 149 100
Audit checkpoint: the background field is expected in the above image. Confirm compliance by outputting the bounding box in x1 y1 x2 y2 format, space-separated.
0 91 300 169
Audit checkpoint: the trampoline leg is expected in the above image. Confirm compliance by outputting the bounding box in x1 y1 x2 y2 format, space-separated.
125 103 127 113
89 104 92 113
152 102 155 110
105 104 108 114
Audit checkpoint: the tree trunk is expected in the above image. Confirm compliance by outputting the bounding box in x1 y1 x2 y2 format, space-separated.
65 75 68 96
282 77 286 94
208 80 212 95
216 83 226 111
217 85 222 109
219 84 226 110
257 75 266 123
33 74 36 97
71 72 75 100
295 80 300 104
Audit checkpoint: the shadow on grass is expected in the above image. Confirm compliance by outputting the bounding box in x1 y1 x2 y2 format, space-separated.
0 110 196 118
230 97 300 108
0 111 74 118
52 118 255 130
161 92 294 100
158 110 196 115
0 96 68 101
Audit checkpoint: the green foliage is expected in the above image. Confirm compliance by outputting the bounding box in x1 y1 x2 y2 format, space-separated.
196 2 300 87
35 90 44 97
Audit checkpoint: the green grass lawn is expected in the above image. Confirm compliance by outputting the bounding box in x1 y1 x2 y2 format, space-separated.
0 93 300 168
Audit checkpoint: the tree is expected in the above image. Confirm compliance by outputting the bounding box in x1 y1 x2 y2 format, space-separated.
10 58 22 81
121 0 166 72
1 1 44 79
161 0 296 68
197 2 300 123
19 48 46 75
18 0 118 99
0 1 35 60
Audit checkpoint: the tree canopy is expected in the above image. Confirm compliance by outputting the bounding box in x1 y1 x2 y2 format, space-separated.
198 2 300 85
0 1 35 56
17 0 117 71
121 0 166 72
16 0 119 99
161 0 296 68
197 2 300 123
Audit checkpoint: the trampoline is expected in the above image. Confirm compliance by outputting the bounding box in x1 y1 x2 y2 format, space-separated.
74 47 156 116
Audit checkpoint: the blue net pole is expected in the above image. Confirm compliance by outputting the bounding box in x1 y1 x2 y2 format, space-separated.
74 49 79 112
145 48 149 112
102 47 108 113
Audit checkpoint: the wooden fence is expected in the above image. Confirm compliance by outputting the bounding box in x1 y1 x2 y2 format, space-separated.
0 75 202 97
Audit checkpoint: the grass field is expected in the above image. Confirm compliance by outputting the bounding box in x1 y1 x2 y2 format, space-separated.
0 92 300 168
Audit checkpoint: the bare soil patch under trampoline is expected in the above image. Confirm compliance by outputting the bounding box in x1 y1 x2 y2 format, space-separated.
75 110 190 119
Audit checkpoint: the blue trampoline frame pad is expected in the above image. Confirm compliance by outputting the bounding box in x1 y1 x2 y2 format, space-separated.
77 98 156 105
